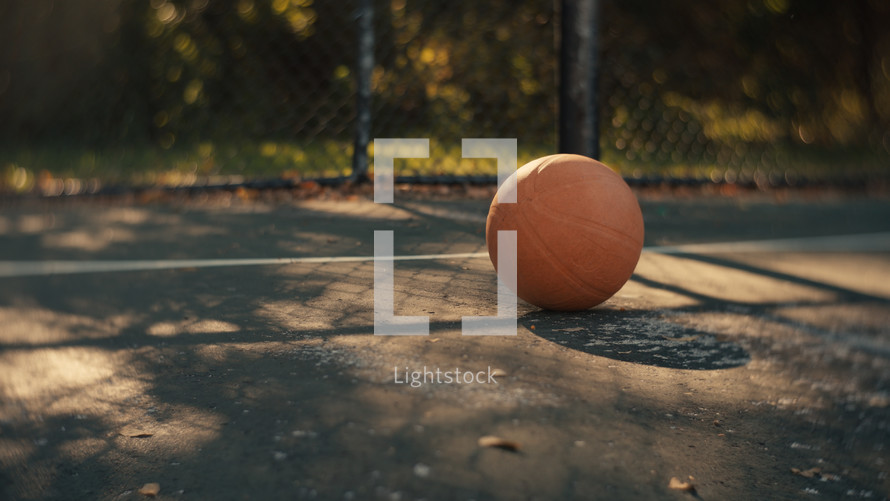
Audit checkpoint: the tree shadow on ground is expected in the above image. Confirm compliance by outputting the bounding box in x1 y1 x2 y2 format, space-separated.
521 308 750 370
523 248 890 370
2 200 890 500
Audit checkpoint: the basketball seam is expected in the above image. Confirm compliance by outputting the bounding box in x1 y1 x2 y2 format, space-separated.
525 176 644 245
492 203 635 294
517 206 613 308
529 202 644 249
496 159 643 309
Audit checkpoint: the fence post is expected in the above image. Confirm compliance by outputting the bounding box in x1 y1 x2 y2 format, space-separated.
559 0 600 159
351 0 374 181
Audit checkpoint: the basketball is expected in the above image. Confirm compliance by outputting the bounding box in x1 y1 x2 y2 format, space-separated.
486 154 645 311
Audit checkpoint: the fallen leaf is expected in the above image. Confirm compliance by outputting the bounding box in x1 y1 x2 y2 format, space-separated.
120 427 153 438
478 435 521 452
138 483 160 497
791 467 822 479
234 186 256 200
427 338 441 343
662 335 700 342
554 327 584 333
490 368 508 377
668 476 696 493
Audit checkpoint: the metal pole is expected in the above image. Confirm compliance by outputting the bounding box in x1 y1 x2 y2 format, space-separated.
559 0 600 159
351 0 374 181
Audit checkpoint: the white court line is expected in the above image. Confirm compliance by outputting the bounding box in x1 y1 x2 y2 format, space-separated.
648 231 890 255
0 253 486 278
0 232 888 278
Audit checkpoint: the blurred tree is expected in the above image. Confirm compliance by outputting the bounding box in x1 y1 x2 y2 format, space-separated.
0 0 122 143
370 0 556 143
1 0 887 172
599 0 890 153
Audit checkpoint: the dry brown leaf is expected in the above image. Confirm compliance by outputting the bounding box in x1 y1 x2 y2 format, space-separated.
477 435 521 452
668 477 696 492
662 335 700 342
138 483 160 497
555 327 585 333
427 338 441 343
490 368 508 377
234 186 257 200
120 427 153 438
791 467 822 479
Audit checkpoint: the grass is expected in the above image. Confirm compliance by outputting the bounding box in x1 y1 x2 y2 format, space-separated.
0 139 555 193
1 138 887 194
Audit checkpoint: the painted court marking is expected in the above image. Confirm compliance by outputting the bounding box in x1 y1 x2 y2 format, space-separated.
0 232 888 278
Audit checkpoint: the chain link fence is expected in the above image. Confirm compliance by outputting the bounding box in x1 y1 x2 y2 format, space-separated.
598 0 890 187
1 0 889 195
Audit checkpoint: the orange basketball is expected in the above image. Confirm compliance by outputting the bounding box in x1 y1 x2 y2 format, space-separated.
486 154 644 311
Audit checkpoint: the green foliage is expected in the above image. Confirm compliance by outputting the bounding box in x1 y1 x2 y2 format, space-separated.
598 0 890 164
0 0 888 187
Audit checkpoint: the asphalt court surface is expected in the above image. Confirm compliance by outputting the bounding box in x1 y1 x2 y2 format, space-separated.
1 191 889 500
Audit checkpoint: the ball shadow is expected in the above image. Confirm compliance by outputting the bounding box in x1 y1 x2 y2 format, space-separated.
520 309 750 370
